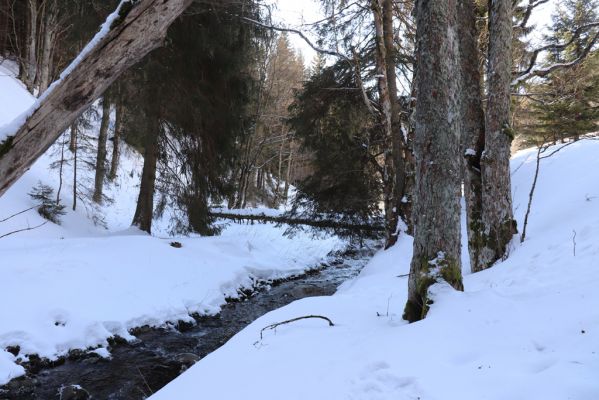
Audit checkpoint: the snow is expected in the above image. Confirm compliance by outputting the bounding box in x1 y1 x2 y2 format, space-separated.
0 1 126 143
151 139 599 400
0 67 345 385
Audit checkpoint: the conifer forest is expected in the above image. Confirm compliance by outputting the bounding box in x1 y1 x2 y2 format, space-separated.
0 1 598 399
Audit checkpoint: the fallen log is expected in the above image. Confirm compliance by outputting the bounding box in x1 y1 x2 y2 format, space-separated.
0 0 193 197
209 211 386 233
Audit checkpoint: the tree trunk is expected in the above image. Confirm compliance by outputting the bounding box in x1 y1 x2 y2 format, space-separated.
38 0 58 95
371 0 396 244
71 122 78 211
283 137 293 201
458 0 486 272
132 97 160 234
404 0 463 323
478 0 517 271
92 97 110 204
109 99 123 181
25 0 38 93
0 0 193 199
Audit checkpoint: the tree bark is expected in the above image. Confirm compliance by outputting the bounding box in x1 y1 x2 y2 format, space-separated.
109 99 123 181
132 94 160 234
25 0 38 93
457 0 486 272
478 0 517 271
92 96 111 204
0 0 193 198
38 0 58 95
404 0 464 323
371 0 397 244
71 121 78 211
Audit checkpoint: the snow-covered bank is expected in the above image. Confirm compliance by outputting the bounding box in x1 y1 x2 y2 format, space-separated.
151 140 599 400
0 223 344 385
0 62 346 385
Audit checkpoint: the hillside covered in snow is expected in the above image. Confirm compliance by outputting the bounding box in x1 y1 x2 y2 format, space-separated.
0 62 346 387
150 139 599 400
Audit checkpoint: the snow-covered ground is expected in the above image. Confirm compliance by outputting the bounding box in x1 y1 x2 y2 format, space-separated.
151 140 599 400
0 65 345 385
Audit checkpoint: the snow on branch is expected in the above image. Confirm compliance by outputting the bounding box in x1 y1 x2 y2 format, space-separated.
512 22 599 86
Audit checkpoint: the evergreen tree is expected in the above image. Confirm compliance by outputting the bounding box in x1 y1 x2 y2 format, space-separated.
287 60 385 238
533 0 599 142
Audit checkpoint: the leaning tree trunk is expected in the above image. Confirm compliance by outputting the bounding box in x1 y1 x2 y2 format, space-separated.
478 0 517 271
0 0 193 198
404 0 464 323
92 96 111 204
458 0 487 272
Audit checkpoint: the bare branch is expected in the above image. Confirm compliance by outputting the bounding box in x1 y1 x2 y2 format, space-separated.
0 221 48 239
513 23 599 86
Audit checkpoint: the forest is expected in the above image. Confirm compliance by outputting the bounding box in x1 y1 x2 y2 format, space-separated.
0 0 598 399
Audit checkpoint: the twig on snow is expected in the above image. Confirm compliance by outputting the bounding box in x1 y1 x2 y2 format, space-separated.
258 315 335 341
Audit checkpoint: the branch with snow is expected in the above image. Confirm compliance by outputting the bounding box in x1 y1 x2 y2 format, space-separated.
512 23 599 86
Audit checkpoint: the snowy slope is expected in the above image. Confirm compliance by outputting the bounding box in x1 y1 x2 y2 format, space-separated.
0 62 345 385
151 139 599 400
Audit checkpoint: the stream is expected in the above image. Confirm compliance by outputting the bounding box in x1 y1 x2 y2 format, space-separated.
0 245 376 400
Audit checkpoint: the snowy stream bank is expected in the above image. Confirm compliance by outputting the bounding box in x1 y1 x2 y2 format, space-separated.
0 245 376 399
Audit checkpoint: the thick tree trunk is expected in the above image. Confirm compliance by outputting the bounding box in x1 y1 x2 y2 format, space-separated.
92 97 111 204
0 0 193 198
478 0 517 271
458 0 486 272
132 100 160 234
109 100 123 181
404 0 464 323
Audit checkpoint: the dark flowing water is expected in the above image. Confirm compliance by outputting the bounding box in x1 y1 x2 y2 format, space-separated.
0 246 375 400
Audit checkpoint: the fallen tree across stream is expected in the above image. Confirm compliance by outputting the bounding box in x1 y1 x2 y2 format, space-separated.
209 211 385 233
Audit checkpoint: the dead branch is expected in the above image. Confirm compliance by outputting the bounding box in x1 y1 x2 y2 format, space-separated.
0 221 48 239
259 315 335 341
0 205 38 223
521 139 580 242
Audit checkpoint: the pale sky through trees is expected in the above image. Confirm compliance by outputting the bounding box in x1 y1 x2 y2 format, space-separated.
271 0 558 62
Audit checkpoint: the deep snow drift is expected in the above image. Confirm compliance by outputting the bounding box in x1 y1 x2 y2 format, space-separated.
151 140 599 400
0 64 345 385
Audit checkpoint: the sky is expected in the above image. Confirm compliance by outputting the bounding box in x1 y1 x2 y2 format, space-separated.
269 0 323 63
270 0 558 63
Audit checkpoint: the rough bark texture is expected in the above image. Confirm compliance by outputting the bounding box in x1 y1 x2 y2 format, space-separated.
404 0 464 323
478 0 517 271
92 97 110 204
457 0 486 272
132 98 159 234
0 0 192 198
